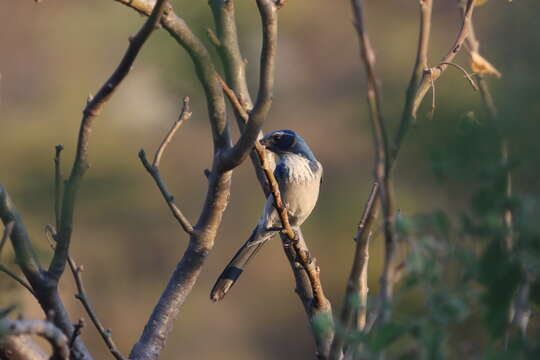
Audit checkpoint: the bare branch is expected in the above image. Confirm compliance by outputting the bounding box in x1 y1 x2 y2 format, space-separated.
68 319 85 352
439 62 478 91
411 0 475 118
114 0 230 150
219 0 278 170
53 145 64 231
0 319 70 360
49 0 168 282
68 257 126 360
139 98 194 235
152 97 193 168
351 0 397 330
393 0 433 159
0 186 92 359
0 221 15 256
0 265 35 296
330 183 379 359
209 0 270 195
0 186 42 279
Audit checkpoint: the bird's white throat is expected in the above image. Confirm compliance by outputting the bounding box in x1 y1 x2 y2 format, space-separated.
279 153 320 184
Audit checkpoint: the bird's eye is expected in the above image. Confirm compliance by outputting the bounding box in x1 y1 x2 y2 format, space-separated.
273 134 282 141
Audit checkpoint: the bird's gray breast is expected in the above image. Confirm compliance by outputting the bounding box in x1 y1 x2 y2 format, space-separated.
275 154 322 226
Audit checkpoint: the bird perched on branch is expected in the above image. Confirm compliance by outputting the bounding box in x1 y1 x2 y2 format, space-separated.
211 129 322 301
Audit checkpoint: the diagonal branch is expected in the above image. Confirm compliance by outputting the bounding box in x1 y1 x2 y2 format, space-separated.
49 0 168 282
0 186 92 359
219 75 334 359
139 97 194 235
67 256 126 360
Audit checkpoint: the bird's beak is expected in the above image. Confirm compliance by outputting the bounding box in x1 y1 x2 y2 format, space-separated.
259 137 270 148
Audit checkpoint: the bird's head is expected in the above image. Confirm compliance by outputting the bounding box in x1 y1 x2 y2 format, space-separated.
259 129 316 160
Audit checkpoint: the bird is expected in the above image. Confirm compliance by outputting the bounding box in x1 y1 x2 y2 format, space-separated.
211 129 322 302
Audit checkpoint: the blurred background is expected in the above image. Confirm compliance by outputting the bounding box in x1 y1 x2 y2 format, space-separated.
1 0 539 359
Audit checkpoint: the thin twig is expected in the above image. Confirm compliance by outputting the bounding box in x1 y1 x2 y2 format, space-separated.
49 0 169 282
139 98 194 235
411 0 475 118
68 257 126 360
439 62 478 91
0 264 35 296
152 97 192 168
0 221 15 256
0 318 70 360
69 319 85 351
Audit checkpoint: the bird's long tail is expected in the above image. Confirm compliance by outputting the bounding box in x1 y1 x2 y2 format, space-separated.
211 227 273 302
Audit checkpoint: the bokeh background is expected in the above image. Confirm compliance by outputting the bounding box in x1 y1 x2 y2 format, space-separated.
1 0 539 359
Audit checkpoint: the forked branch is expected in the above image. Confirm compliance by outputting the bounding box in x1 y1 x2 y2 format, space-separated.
139 97 194 235
49 0 168 282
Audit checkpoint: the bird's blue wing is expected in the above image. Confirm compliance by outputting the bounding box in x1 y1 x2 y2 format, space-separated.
274 162 289 189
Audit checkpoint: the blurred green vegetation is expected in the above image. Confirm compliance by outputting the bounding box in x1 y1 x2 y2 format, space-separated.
1 0 539 359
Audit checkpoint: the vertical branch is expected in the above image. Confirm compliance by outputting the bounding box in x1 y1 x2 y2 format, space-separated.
219 0 278 170
54 145 64 231
393 0 433 159
329 183 378 359
347 0 396 327
333 1 434 355
49 0 169 282
209 0 271 195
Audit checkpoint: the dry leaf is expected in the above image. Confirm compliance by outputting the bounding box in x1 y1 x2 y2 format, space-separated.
474 0 489 6
471 51 502 78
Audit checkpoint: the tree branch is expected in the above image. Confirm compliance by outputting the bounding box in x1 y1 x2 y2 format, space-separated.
330 183 378 359
0 186 92 360
139 97 194 235
209 0 271 195
219 0 278 171
49 0 168 282
0 264 35 296
0 319 70 360
68 257 126 360
411 0 475 118
53 145 64 231
113 0 231 151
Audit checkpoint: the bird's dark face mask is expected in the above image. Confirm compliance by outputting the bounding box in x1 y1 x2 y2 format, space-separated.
260 130 296 154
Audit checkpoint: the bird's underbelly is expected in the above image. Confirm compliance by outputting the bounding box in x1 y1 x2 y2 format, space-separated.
280 179 321 226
